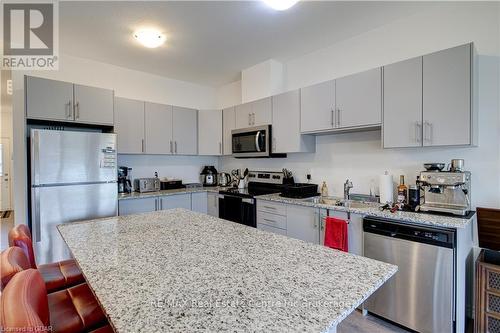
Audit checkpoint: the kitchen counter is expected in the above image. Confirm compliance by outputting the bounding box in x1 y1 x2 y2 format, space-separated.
58 209 397 333
118 186 223 201
256 194 474 229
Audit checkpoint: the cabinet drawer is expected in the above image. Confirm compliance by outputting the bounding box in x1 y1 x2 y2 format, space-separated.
257 211 287 230
257 223 287 236
257 201 286 216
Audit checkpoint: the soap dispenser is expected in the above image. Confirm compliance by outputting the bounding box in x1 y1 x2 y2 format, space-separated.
320 181 329 197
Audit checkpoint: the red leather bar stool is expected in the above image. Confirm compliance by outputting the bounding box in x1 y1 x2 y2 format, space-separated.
1 269 114 333
8 224 85 293
0 246 30 289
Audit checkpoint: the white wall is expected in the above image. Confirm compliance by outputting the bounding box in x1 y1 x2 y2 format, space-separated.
11 54 219 225
217 80 241 109
221 2 500 209
241 59 284 103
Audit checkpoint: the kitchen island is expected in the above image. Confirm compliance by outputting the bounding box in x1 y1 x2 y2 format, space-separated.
58 209 397 333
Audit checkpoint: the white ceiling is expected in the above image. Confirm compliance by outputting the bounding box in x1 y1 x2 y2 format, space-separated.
60 1 426 86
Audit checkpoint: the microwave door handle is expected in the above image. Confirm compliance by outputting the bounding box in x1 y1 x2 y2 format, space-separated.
255 132 262 152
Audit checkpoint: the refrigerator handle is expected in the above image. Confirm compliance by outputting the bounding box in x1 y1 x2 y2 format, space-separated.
32 130 40 185
32 188 42 242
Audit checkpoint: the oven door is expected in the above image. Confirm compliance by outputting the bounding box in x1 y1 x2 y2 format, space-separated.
232 126 269 158
218 194 256 228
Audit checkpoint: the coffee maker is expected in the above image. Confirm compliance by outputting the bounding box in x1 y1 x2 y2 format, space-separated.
118 166 132 193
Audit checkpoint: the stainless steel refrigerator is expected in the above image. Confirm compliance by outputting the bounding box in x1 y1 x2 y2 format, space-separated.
31 129 118 265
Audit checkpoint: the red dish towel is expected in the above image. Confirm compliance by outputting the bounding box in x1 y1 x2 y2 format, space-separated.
324 217 349 252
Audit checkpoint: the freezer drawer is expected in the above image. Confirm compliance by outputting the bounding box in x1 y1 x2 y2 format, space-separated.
32 183 117 265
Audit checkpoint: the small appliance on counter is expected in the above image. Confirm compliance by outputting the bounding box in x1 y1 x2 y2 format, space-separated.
118 166 132 193
218 172 231 187
134 178 160 193
160 178 184 190
200 166 218 186
418 160 471 215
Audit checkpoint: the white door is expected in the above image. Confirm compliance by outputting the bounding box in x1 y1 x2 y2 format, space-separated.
114 97 145 154
145 102 173 154
198 110 222 155
191 192 208 214
383 57 423 148
423 44 471 146
300 80 335 132
286 205 320 244
73 84 114 125
251 97 272 126
26 76 74 122
336 68 382 128
223 107 236 155
160 194 192 210
172 106 198 155
272 90 315 153
0 139 11 211
235 103 252 129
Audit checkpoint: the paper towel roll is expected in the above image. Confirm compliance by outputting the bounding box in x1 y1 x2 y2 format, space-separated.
379 172 394 204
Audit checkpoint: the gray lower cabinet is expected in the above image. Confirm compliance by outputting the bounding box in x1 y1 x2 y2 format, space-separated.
207 192 219 217
191 192 208 214
319 210 363 256
286 205 320 244
160 194 191 210
118 197 157 216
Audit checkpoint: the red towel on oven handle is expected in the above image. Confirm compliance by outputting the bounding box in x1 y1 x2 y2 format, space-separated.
324 217 349 252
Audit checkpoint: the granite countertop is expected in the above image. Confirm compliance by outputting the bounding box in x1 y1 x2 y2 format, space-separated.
118 186 223 201
58 209 397 333
256 194 474 229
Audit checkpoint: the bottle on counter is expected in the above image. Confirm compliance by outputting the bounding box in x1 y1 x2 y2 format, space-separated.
320 181 329 197
397 175 408 209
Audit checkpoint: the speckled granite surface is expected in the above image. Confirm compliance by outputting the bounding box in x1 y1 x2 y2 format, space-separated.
118 186 223 201
58 209 397 333
256 194 474 229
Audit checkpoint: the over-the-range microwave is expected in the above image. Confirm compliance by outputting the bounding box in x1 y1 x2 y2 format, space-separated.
231 125 286 158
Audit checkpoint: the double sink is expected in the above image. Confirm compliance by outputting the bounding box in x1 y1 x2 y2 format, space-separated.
298 196 376 209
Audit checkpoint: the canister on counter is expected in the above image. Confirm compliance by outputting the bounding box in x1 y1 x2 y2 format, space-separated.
408 185 420 211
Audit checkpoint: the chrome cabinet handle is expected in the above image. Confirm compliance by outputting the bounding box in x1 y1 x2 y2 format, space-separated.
320 219 325 231
415 122 422 143
263 218 277 224
248 113 252 126
141 139 145 153
331 109 334 127
263 205 276 210
75 102 80 120
337 109 341 127
423 121 432 143
252 113 256 125
66 100 72 119
170 141 173 153
174 141 178 153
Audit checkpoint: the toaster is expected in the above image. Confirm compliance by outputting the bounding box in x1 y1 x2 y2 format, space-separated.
134 178 160 193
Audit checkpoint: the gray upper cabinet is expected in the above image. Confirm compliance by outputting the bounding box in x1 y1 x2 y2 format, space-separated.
300 80 335 133
335 68 382 128
26 76 74 122
26 76 114 125
383 57 423 148
235 97 272 129
73 84 114 125
235 102 253 128
114 97 145 154
223 107 236 155
423 43 473 146
198 110 223 155
272 90 315 153
172 106 198 155
145 102 173 154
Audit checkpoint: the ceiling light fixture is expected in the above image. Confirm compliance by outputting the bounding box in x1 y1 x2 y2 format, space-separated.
133 29 166 48
262 0 299 11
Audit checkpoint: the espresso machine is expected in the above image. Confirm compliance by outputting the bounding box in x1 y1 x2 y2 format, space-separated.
418 170 471 216
118 166 132 193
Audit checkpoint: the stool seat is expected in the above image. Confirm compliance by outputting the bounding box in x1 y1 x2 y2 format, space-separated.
39 259 85 293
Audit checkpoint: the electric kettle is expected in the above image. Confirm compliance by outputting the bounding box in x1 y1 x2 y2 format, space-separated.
218 172 231 187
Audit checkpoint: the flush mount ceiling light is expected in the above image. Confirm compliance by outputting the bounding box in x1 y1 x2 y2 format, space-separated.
133 29 166 48
262 0 299 10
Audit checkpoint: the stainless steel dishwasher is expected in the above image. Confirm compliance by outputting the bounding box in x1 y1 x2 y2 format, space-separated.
363 217 456 333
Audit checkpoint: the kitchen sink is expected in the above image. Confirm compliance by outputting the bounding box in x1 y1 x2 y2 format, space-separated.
297 196 375 209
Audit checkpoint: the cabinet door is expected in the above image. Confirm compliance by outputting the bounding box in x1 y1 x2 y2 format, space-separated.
286 205 319 244
348 213 363 256
144 102 173 154
26 76 74 122
257 224 287 236
423 44 471 146
272 90 315 153
251 97 272 126
118 198 157 216
160 194 192 210
172 106 198 155
320 210 348 246
336 68 382 128
235 103 252 129
198 110 222 155
114 97 145 154
73 84 114 125
300 80 335 132
223 107 236 155
383 57 423 148
207 192 219 217
191 192 208 214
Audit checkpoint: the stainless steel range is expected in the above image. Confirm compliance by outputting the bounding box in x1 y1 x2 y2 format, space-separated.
218 171 285 227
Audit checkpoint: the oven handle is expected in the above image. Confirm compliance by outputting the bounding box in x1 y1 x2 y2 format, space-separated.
255 132 262 152
218 194 255 204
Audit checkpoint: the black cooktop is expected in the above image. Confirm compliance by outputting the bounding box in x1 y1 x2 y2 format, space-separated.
219 186 282 198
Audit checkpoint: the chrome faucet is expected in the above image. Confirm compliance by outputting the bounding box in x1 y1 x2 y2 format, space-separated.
344 179 353 200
